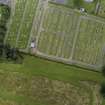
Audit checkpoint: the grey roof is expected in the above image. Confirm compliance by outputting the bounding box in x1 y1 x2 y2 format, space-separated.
50 0 66 4
55 0 65 3
0 0 11 6
84 0 94 2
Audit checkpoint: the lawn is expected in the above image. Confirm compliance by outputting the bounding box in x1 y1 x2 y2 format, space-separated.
36 3 105 70
37 4 79 58
0 54 104 105
0 55 104 83
73 16 105 66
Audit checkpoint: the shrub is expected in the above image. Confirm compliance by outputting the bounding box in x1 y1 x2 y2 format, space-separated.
73 0 84 8
102 66 105 76
100 81 105 98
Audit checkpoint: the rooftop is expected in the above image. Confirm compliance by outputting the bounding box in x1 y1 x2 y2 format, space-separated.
84 0 94 3
0 0 11 6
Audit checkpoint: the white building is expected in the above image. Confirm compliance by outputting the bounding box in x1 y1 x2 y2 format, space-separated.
84 0 94 3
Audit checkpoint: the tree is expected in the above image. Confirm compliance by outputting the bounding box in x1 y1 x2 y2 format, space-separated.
0 4 10 48
73 0 84 8
4 45 24 63
102 66 105 77
100 81 105 98
0 43 3 56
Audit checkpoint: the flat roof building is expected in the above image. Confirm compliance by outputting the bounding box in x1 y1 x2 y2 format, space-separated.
84 0 94 3
0 0 11 6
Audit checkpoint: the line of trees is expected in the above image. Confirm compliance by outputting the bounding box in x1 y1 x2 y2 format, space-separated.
100 66 105 98
0 44 24 63
0 4 23 63
0 4 10 44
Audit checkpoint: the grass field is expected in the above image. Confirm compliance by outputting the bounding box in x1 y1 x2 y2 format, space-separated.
5 1 105 69
2 0 105 105
37 4 79 58
0 55 104 105
36 3 105 69
73 16 105 65
6 0 38 49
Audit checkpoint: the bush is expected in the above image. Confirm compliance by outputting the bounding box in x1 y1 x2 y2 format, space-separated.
100 82 105 98
102 66 105 76
73 0 84 8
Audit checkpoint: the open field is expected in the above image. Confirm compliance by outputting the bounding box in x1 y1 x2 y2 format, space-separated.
0 55 104 105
